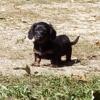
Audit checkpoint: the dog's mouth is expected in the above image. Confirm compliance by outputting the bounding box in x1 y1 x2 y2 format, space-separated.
34 36 42 41
34 36 48 43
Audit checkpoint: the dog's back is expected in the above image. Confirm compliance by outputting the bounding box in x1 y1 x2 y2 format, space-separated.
54 35 79 46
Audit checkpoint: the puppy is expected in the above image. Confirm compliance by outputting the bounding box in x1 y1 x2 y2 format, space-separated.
28 22 57 66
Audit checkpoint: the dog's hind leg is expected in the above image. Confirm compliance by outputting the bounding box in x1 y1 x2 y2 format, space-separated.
66 47 72 62
51 55 62 67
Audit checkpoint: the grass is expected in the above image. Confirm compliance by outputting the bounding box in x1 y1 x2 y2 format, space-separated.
0 74 100 100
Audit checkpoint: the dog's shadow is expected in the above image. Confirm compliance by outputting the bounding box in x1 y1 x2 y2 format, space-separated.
60 59 80 67
43 59 80 67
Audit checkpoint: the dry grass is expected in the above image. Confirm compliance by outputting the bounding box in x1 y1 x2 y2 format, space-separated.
0 0 100 76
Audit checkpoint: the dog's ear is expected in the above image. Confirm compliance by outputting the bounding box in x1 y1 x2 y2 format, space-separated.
31 23 37 31
49 24 56 40
28 23 37 40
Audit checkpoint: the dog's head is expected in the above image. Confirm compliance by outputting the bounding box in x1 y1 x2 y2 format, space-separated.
28 22 56 43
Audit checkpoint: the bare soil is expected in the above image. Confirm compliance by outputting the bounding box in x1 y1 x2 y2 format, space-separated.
0 0 100 79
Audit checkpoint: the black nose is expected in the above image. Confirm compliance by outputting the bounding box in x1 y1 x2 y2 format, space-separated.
34 34 41 40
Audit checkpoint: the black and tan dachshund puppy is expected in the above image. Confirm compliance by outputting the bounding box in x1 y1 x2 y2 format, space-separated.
28 22 79 66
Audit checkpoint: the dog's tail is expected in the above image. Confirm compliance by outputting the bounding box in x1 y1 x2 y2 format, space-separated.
71 36 80 45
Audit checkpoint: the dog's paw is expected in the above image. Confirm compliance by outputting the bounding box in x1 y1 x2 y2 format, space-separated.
50 64 58 68
31 63 40 67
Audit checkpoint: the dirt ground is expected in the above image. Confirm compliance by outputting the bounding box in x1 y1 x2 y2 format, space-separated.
0 0 100 79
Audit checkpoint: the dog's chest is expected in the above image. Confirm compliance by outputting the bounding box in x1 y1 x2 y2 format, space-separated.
33 41 53 56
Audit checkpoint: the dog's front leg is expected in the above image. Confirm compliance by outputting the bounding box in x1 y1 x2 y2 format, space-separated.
31 53 41 67
36 55 41 66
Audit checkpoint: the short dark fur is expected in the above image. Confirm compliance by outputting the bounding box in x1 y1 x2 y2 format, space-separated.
33 35 79 65
28 22 56 41
28 22 79 66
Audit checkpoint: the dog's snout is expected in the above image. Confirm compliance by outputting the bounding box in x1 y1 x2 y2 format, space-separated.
37 35 41 38
34 34 41 40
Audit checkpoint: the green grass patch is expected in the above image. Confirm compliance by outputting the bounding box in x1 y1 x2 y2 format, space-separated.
0 75 100 100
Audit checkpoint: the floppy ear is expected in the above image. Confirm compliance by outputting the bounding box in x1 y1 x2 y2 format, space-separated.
28 23 37 40
49 24 57 40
